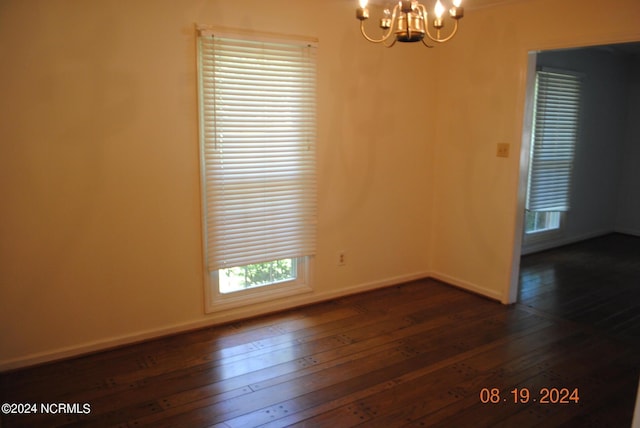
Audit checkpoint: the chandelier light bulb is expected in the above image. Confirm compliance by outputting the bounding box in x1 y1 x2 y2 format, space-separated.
453 0 462 7
434 0 445 18
356 0 370 20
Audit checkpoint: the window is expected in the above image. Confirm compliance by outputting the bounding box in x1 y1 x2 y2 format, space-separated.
197 30 317 311
525 69 582 235
524 211 561 234
219 258 298 294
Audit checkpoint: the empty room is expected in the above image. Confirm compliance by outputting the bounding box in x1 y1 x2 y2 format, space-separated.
1 0 639 426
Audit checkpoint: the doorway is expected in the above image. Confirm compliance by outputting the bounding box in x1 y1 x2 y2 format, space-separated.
508 41 640 303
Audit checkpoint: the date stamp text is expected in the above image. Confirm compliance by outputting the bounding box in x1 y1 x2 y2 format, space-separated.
479 387 580 404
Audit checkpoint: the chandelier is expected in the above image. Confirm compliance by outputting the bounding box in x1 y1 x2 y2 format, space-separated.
356 0 464 48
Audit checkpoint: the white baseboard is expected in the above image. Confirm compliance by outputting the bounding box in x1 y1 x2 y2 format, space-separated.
428 271 503 302
521 229 613 255
0 271 434 372
0 318 223 373
614 227 640 238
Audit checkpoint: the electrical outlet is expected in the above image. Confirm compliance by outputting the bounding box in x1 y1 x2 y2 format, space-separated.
497 142 510 158
337 251 346 266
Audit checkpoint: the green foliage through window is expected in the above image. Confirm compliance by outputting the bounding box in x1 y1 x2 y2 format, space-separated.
219 259 296 294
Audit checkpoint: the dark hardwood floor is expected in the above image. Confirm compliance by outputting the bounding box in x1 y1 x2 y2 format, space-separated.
519 233 640 342
1 233 639 427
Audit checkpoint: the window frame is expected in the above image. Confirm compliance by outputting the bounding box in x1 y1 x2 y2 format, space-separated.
205 257 312 312
524 211 567 247
196 28 318 313
524 67 583 247
525 210 562 235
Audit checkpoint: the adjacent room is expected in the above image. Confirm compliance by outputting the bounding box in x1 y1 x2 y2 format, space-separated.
1 0 639 426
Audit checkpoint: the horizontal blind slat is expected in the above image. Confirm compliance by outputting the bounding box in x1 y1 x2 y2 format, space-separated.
199 33 317 271
526 70 582 212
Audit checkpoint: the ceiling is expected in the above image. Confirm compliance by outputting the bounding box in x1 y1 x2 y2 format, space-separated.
364 0 530 10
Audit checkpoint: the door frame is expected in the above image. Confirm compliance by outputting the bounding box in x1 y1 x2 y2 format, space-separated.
507 37 640 304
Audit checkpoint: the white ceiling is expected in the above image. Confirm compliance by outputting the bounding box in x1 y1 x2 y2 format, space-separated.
364 0 529 10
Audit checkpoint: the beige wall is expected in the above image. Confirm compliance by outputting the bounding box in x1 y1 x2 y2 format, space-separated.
430 0 640 303
0 0 434 369
1 0 639 370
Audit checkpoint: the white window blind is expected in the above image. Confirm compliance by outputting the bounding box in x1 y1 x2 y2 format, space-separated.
526 70 582 212
197 32 317 272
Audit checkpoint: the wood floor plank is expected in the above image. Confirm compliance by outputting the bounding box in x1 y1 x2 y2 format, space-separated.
285 319 580 427
124 300 516 423
81 288 490 423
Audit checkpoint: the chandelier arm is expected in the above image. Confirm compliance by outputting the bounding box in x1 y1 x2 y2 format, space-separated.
359 21 395 44
359 5 399 44
421 38 434 48
425 18 459 43
384 38 398 48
